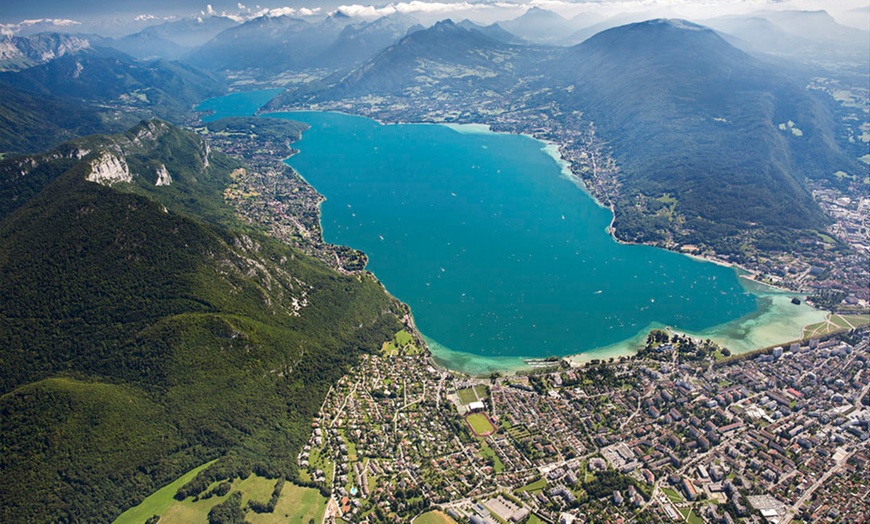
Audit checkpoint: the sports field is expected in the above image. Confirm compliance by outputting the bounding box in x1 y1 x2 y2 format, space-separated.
413 510 457 524
466 412 497 436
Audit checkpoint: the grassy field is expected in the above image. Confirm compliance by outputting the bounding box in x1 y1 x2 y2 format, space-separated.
480 442 505 473
662 487 683 503
382 329 422 356
679 506 706 524
157 474 276 522
516 478 548 493
115 473 326 524
466 412 496 436
457 384 489 405
457 387 479 404
526 513 546 524
395 330 414 346
248 483 327 524
113 460 217 524
413 510 458 524
802 314 870 338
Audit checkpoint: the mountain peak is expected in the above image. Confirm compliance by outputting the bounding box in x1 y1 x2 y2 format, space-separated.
638 18 709 31
523 7 566 20
580 17 734 55
433 19 458 30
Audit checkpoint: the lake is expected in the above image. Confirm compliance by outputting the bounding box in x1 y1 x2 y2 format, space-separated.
199 91 826 374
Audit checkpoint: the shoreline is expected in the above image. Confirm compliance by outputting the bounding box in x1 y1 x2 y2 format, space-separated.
230 98 831 378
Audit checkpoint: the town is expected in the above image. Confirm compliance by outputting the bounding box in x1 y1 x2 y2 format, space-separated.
298 326 869 523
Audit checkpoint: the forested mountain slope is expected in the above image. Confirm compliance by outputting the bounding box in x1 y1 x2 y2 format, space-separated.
0 120 403 522
553 19 857 249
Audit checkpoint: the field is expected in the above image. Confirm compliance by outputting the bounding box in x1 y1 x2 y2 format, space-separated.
466 412 497 437
802 314 870 338
679 506 706 524
113 460 217 524
248 483 328 524
457 384 489 405
114 473 326 524
382 329 423 356
413 510 458 524
516 478 548 493
480 442 505 473
662 487 684 503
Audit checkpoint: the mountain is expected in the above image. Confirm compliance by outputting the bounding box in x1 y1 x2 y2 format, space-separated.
315 13 421 69
555 19 856 249
838 6 870 31
704 10 870 69
0 32 94 71
109 16 240 60
135 15 240 48
109 30 187 60
186 14 355 74
456 19 525 44
0 45 225 120
0 84 140 156
279 19 538 104
0 120 403 522
500 7 576 44
565 9 678 44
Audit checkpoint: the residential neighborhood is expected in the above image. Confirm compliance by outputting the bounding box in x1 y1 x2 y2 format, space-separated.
295 325 869 523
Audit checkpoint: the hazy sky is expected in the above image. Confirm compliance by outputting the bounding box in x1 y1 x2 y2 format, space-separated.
3 0 868 32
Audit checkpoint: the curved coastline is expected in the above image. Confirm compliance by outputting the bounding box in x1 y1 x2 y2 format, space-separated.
202 91 830 377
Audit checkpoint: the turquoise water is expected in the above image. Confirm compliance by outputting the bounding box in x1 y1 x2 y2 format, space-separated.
197 89 283 122
197 91 825 374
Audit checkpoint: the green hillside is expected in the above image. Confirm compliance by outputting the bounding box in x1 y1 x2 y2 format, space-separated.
0 84 141 157
0 121 403 523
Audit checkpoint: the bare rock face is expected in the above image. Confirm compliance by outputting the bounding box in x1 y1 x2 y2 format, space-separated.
155 163 172 186
86 152 131 185
0 34 92 71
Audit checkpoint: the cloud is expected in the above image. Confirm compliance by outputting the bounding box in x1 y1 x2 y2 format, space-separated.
19 18 81 26
133 14 159 22
267 6 297 16
0 18 82 35
335 1 498 18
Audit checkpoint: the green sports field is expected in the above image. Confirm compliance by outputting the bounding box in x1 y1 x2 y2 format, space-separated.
466 412 497 436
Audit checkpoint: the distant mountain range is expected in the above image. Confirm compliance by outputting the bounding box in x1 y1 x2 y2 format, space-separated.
704 10 870 69
0 40 226 155
499 7 576 44
0 32 93 71
297 19 537 100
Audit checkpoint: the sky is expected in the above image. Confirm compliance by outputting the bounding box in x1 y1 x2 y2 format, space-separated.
2 0 868 34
